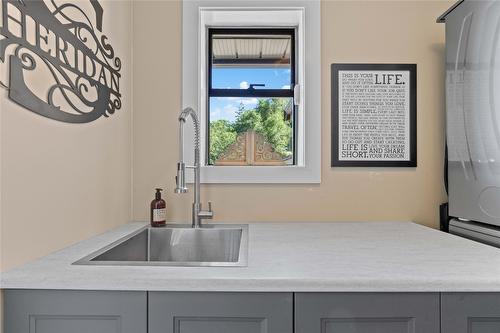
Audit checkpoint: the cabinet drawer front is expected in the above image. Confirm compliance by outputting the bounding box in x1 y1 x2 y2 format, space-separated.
295 293 440 333
148 292 293 333
442 293 500 333
4 290 147 333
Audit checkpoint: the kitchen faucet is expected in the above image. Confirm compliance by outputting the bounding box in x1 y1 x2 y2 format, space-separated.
174 107 213 228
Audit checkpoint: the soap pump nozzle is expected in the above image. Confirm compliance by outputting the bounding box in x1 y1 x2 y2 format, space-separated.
155 188 163 200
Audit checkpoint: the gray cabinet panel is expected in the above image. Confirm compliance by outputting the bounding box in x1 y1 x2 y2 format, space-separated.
442 293 500 333
295 293 440 333
148 292 293 333
4 290 147 333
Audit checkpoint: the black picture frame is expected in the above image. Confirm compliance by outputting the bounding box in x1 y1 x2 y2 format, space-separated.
331 63 417 167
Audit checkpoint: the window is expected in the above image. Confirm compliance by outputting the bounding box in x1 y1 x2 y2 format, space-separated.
208 28 296 166
183 1 321 183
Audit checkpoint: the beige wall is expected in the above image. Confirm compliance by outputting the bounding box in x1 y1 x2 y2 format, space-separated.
0 1 133 271
132 0 452 228
0 0 452 271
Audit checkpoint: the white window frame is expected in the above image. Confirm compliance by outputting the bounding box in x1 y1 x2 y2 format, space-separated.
183 0 320 183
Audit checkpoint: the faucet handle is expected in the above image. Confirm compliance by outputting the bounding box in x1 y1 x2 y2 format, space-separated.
198 201 214 220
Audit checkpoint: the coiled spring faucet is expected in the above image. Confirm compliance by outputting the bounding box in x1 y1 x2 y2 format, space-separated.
174 107 213 228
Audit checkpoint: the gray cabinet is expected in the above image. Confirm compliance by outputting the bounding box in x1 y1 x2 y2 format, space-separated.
442 293 500 333
295 293 440 333
4 290 147 333
148 292 293 333
8 290 497 332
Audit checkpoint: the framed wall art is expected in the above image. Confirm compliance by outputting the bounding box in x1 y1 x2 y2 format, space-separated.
331 63 417 167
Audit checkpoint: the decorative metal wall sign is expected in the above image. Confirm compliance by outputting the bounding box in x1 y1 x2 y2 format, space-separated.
0 0 122 123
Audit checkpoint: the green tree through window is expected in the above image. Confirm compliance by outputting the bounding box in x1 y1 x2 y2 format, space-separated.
209 98 292 164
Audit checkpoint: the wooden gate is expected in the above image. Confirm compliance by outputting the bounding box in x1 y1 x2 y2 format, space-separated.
215 130 286 166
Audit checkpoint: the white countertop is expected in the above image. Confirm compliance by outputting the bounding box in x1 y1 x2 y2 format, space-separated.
3 221 500 292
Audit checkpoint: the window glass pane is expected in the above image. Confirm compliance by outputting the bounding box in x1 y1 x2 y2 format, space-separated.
209 97 294 166
212 68 292 90
211 32 293 90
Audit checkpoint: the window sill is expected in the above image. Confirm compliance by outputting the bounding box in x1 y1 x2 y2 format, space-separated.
197 165 321 184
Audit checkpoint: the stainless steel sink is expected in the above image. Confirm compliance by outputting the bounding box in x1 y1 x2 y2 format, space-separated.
73 224 248 267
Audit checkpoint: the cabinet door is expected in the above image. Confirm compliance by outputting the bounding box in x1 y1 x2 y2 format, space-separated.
148 292 293 333
4 290 147 333
295 293 440 333
442 293 500 333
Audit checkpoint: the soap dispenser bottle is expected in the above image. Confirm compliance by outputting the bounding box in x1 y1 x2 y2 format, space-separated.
150 188 166 227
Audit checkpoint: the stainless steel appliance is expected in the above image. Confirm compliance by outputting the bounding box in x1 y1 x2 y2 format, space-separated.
439 0 500 245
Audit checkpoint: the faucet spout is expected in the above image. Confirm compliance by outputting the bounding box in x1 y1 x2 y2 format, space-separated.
174 107 213 227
